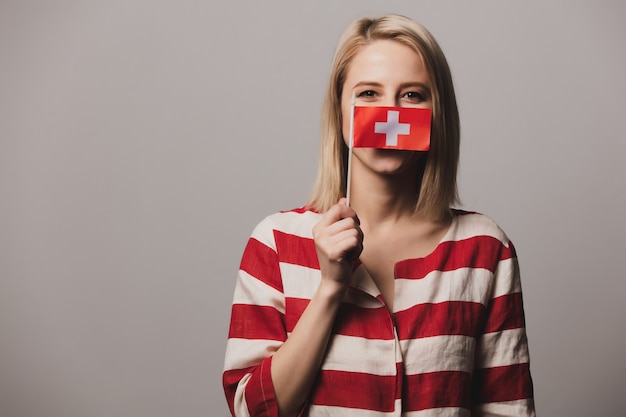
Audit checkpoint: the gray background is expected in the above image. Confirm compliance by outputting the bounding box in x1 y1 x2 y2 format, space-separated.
1 1 625 416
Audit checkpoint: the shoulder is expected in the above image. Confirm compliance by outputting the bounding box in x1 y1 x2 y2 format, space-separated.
450 209 511 246
249 206 322 247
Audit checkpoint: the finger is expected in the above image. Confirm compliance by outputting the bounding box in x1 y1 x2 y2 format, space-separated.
337 204 358 222
317 223 360 249
327 229 363 261
323 216 360 237
315 203 345 228
315 202 358 233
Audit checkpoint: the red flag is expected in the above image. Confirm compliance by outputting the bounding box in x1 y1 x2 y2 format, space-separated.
353 106 431 151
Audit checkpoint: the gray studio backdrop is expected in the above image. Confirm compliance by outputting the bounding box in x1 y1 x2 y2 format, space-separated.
1 1 625 416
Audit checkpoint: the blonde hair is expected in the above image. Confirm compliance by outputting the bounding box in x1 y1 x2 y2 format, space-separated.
307 14 460 220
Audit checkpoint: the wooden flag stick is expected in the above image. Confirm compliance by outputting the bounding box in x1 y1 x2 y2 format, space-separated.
346 92 356 207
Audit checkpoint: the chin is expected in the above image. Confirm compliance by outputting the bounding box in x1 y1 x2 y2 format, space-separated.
372 161 417 176
353 148 425 176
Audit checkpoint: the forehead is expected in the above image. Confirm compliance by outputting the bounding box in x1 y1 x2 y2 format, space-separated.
344 39 429 84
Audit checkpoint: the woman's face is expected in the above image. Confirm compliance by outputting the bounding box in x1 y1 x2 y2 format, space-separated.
341 39 432 177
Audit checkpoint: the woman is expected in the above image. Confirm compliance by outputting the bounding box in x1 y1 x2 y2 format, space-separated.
223 14 535 417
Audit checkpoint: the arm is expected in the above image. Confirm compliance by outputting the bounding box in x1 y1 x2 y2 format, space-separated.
223 200 362 417
472 240 536 417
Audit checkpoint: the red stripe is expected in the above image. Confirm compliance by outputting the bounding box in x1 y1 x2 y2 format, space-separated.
472 362 533 404
223 366 254 415
239 237 283 292
310 369 397 411
334 302 395 339
404 371 471 411
284 298 308 333
274 230 320 269
395 362 404 400
223 358 278 417
395 236 513 280
285 298 394 339
279 206 318 214
228 304 286 341
286 299 485 340
395 301 485 339
244 357 277 417
483 292 526 333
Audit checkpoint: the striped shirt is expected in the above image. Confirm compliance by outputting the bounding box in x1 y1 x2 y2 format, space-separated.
223 208 535 417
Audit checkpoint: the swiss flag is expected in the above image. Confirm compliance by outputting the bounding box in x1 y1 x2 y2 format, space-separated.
353 106 431 151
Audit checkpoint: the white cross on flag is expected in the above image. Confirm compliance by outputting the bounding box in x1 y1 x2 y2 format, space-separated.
353 106 431 151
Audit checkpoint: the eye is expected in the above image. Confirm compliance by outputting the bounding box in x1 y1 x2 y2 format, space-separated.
357 90 378 99
402 90 430 103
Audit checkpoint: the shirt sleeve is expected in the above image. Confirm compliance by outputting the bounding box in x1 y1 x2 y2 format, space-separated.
223 218 286 417
472 239 537 417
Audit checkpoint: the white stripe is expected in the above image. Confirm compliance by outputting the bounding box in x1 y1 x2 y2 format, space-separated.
280 261 517 309
394 256 520 312
249 216 278 249
401 335 476 374
404 407 470 417
321 334 397 375
233 270 285 313
307 401 402 417
280 262 320 297
264 211 510 249
306 403 471 417
491 259 521 298
232 373 252 417
449 212 509 245
394 267 493 312
223 338 281 371
280 263 384 308
474 399 536 416
263 210 320 238
475 328 529 369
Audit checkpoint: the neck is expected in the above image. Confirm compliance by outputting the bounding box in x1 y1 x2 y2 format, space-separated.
349 164 421 229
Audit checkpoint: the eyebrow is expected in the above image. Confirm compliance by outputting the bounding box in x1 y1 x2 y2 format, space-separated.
352 81 431 90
